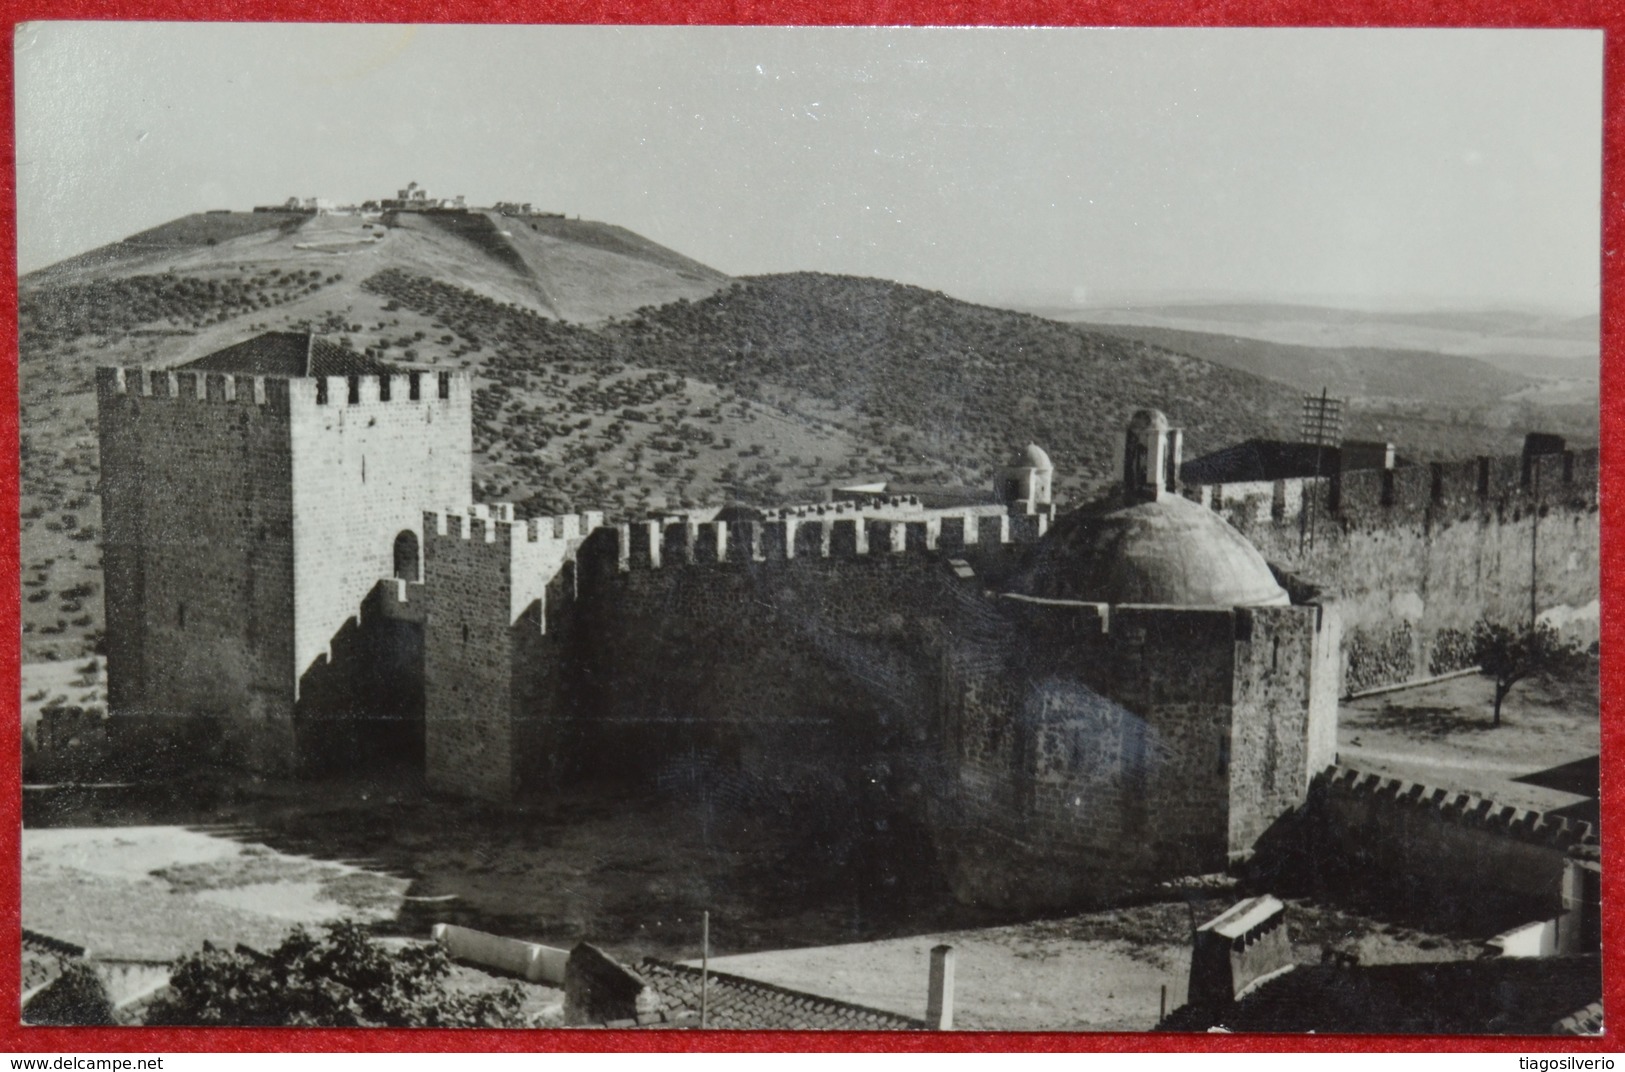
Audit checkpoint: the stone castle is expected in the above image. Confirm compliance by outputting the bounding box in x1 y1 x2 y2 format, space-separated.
94 332 1599 909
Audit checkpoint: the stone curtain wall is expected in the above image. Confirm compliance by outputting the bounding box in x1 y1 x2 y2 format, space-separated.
417 508 1037 804
97 368 298 771
412 503 1332 911
1187 449 1598 692
570 544 989 797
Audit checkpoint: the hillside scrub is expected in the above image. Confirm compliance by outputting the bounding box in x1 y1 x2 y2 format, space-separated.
21 269 336 350
365 268 1303 497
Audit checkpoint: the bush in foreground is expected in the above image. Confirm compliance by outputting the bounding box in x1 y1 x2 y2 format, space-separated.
144 920 526 1027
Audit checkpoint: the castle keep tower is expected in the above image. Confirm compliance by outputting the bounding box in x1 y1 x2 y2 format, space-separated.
96 333 472 772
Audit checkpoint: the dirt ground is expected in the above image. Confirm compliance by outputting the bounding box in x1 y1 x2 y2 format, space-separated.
23 770 982 963
690 895 1481 1031
22 783 1480 1031
23 764 1489 1032
1338 664 1600 817
20 658 1594 1030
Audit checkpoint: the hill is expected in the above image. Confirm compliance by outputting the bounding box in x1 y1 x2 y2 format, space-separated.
358 268 1304 514
16 212 1595 665
23 208 729 327
19 214 1307 662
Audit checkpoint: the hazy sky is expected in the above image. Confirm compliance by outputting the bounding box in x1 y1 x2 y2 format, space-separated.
14 23 1603 312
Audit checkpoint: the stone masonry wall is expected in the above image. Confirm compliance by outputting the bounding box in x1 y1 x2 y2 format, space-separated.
938 601 1248 908
421 507 599 800
1309 766 1598 925
1187 449 1598 691
934 595 1336 910
288 370 471 767
1227 602 1340 855
569 521 1005 797
97 368 298 772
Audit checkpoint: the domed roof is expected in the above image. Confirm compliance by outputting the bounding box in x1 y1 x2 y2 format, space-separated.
1129 409 1171 434
1012 494 1289 607
1010 443 1054 472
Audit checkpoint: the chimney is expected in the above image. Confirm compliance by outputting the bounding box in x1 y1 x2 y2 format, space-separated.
1123 410 1180 505
1188 895 1293 1009
926 944 955 1030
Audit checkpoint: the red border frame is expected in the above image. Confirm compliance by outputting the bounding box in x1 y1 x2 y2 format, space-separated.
0 2 1617 1054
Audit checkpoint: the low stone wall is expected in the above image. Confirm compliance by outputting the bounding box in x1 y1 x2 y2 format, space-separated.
1310 766 1597 922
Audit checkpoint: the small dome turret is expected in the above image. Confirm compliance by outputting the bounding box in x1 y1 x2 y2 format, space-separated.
1123 409 1182 504
1128 409 1171 434
997 442 1056 511
1012 443 1054 472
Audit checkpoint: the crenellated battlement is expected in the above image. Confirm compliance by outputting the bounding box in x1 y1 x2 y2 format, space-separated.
1315 765 1597 850
423 505 607 631
98 366 293 410
425 503 607 548
596 509 1048 572
294 369 467 408
1186 446 1599 533
96 366 468 412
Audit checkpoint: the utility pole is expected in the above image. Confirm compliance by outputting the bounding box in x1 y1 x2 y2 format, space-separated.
700 910 710 1029
1299 389 1344 555
1531 462 1540 628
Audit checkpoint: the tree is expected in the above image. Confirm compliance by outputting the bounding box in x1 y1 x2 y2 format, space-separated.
1469 619 1585 726
144 920 527 1028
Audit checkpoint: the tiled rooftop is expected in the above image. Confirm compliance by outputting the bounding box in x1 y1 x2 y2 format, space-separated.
21 929 85 1001
1160 955 1602 1035
177 332 396 378
1553 1001 1604 1036
632 959 926 1031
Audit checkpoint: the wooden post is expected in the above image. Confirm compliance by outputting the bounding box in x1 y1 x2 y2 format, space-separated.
926 944 955 1030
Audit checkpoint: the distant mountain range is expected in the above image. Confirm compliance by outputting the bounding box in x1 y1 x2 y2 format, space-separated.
1021 301 1599 384
16 206 1598 663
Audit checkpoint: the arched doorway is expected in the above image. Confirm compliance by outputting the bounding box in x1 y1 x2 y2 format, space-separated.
393 530 420 583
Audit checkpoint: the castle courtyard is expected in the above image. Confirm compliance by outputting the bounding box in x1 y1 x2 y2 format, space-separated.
21 655 1595 1028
